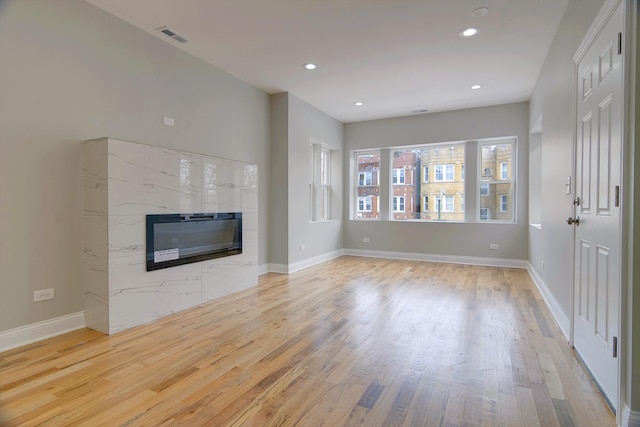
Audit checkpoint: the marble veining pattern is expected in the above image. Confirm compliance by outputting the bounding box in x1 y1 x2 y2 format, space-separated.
83 138 258 334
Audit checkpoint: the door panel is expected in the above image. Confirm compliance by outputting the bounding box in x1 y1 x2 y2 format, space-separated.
572 2 622 410
579 113 592 213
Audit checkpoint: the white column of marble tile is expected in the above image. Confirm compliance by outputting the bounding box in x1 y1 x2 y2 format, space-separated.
83 138 259 333
107 141 204 333
83 139 110 333
201 156 258 303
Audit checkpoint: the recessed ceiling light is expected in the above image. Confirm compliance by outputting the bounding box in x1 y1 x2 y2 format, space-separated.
354 101 364 106
471 84 482 90
304 63 317 70
460 27 479 37
471 7 489 17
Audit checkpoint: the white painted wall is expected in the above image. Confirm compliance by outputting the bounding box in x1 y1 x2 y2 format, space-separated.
269 94 290 267
0 0 270 332
287 95 344 267
343 102 529 262
269 93 344 271
528 0 606 317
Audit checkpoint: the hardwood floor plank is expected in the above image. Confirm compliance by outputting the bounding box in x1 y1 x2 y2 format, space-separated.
0 257 615 426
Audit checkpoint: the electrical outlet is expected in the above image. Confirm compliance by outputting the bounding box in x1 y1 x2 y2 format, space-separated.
34 288 54 302
300 244 305 252
362 237 370 243
163 116 175 127
489 243 500 250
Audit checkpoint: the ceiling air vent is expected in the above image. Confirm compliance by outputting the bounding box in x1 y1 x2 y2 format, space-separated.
156 27 188 44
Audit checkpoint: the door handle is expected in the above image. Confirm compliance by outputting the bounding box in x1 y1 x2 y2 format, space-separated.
567 216 580 226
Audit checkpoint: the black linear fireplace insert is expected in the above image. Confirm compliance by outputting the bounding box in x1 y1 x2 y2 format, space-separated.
145 212 242 271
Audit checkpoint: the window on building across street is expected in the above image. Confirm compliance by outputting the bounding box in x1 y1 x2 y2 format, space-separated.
358 171 373 186
393 168 405 184
435 164 454 181
500 162 508 180
358 196 372 212
393 196 405 212
436 194 454 212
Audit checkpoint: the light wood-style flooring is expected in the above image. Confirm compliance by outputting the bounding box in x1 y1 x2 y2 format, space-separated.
0 257 615 426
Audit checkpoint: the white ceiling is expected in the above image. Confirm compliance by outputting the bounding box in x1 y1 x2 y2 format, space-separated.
86 0 569 123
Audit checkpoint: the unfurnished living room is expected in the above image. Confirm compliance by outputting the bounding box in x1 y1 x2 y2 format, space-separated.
0 0 639 426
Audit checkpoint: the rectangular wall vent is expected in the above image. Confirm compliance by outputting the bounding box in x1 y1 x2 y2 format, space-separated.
156 26 188 43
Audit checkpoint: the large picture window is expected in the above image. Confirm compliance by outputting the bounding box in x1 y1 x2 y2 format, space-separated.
352 138 515 223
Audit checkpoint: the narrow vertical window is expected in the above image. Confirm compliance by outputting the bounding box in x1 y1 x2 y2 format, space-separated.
355 151 380 219
479 141 515 222
310 143 334 221
320 149 330 220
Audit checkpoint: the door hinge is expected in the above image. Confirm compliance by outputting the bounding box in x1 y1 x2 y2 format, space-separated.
615 186 620 207
613 336 618 358
618 32 622 55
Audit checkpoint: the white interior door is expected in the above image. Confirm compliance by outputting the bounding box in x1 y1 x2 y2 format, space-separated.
572 2 623 411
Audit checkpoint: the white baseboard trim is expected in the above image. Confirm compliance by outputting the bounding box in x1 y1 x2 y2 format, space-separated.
526 263 570 341
622 405 640 427
0 311 86 353
287 249 345 274
258 263 270 276
266 263 289 274
343 248 528 269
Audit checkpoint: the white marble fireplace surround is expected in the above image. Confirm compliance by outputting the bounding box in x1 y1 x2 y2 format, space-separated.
83 138 258 334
